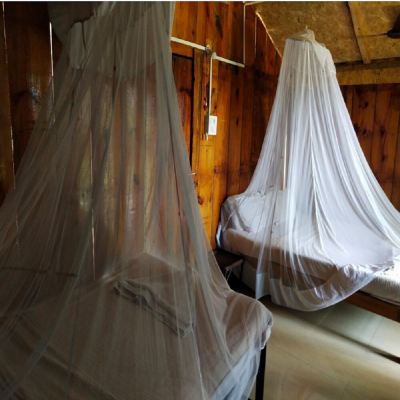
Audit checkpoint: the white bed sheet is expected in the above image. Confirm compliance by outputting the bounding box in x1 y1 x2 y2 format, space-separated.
222 228 400 306
0 252 272 399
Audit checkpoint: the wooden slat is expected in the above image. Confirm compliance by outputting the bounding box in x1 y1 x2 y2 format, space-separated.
194 1 207 46
390 85 400 209
244 5 256 67
214 2 230 60
171 41 193 58
0 4 14 204
239 67 255 192
370 85 400 199
172 1 197 44
4 2 52 170
341 85 354 114
210 62 231 247
191 49 204 180
195 51 215 241
230 2 243 63
351 85 377 162
172 55 193 158
227 67 244 196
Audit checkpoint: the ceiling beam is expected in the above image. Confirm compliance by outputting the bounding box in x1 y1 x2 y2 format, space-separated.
336 58 400 72
348 1 371 64
337 61 400 85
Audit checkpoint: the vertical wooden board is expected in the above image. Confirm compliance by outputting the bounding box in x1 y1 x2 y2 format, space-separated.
254 17 268 74
253 16 280 76
191 50 204 180
192 50 214 239
390 84 400 208
194 2 207 46
230 2 243 63
239 67 255 192
250 73 277 174
351 85 376 163
227 67 244 196
172 55 193 158
197 142 214 242
244 5 256 67
0 5 14 204
370 85 400 200
341 85 354 115
272 46 282 77
265 30 277 75
214 2 230 59
210 62 231 248
172 1 197 43
199 53 219 245
205 2 217 50
4 2 52 170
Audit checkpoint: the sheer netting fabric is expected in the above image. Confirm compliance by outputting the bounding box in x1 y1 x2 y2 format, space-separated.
0 3 272 399
218 37 400 311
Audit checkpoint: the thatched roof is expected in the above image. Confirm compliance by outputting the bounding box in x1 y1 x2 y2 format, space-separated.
255 2 400 84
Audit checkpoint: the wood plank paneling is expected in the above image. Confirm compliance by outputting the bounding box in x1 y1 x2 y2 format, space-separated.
4 2 52 170
371 85 400 198
0 5 14 203
210 62 231 247
0 3 281 249
343 83 400 209
226 67 244 196
172 55 193 157
351 85 376 161
170 3 280 246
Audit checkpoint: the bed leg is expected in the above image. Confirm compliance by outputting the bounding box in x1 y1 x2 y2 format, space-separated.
255 346 266 400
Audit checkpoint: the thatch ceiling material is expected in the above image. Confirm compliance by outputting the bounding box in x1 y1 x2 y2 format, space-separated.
255 1 400 84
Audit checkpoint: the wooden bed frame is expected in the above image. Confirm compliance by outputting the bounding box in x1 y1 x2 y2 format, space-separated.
347 291 400 322
269 257 400 323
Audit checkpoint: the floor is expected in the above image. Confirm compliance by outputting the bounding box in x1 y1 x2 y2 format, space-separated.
253 297 400 400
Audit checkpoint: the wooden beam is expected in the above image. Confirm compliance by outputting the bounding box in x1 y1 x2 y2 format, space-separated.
337 57 400 85
348 1 371 64
337 65 400 85
336 58 400 72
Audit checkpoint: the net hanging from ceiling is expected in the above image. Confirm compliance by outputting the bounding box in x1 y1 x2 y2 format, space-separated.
0 3 272 399
218 32 400 311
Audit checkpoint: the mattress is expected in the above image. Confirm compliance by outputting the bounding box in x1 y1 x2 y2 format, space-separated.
222 228 400 306
0 252 273 399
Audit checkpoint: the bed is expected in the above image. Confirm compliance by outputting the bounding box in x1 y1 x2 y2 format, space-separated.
0 252 273 399
219 194 400 322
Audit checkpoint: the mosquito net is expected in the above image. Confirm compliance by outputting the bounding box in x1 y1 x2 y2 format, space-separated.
0 3 272 399
218 33 400 311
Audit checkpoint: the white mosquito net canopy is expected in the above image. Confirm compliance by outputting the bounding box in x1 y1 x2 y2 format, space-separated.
0 2 272 399
218 30 400 311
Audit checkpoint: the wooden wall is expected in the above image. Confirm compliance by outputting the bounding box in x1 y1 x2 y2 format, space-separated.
1 2 400 251
0 2 280 248
172 2 281 247
0 2 59 204
342 84 400 209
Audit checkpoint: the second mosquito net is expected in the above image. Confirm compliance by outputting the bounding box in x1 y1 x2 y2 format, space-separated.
219 36 400 310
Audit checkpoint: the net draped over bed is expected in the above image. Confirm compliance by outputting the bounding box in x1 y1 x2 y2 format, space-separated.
0 3 272 399
218 36 400 311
